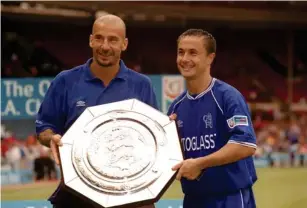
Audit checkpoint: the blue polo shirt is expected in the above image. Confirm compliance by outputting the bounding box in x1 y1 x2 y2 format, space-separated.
35 58 158 204
36 58 158 136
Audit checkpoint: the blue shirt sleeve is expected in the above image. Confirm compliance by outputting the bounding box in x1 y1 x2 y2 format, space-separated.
223 89 257 148
35 75 66 135
141 77 159 111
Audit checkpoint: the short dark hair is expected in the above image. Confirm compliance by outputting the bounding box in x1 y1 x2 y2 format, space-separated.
177 29 216 54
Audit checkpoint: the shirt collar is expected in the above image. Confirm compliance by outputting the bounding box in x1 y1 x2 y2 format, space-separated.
84 58 129 81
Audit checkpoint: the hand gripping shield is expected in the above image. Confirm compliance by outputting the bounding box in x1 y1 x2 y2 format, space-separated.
59 99 183 208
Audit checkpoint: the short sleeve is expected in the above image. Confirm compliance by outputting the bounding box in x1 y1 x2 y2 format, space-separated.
141 77 159 111
224 90 257 149
35 75 66 135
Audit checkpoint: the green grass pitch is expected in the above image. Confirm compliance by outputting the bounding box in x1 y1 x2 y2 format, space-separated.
2 168 307 208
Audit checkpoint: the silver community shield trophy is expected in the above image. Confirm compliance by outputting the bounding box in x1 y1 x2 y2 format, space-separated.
58 99 183 208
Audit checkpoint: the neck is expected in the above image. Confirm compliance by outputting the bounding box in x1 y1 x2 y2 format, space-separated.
186 71 212 95
90 59 120 85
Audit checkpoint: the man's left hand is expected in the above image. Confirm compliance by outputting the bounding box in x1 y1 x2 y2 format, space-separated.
172 158 202 180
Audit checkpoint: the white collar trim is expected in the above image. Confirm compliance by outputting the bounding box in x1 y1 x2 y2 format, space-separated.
186 78 216 100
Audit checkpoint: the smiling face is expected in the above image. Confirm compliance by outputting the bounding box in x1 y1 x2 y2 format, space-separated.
89 15 128 68
176 29 216 80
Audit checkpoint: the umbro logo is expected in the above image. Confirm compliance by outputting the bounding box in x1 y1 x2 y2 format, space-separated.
177 120 183 128
76 101 86 107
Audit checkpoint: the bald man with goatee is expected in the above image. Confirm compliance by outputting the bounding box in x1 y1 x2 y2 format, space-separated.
36 14 158 208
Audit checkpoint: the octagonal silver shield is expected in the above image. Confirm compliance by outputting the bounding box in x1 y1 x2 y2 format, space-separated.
58 99 183 208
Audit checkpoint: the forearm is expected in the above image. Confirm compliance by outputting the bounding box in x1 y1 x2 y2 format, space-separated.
197 143 256 169
37 129 55 147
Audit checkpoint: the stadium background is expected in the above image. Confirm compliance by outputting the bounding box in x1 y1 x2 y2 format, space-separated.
1 1 307 208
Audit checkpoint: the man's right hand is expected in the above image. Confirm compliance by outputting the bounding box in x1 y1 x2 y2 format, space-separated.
50 134 63 165
169 114 177 120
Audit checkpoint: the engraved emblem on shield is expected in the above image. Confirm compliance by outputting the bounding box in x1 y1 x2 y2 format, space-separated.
59 99 183 207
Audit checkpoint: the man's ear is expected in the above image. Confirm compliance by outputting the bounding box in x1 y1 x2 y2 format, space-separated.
207 52 216 65
89 34 93 48
122 38 128 51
